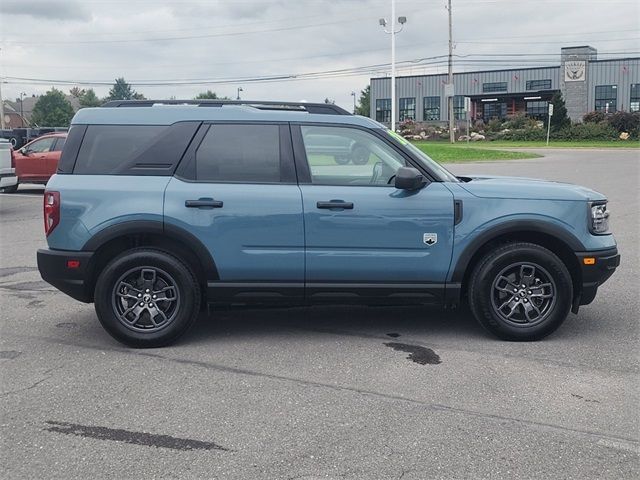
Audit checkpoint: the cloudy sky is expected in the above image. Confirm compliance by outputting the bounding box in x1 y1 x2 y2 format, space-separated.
1 0 638 111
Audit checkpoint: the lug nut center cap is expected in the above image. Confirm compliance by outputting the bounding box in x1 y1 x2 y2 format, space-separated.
143 294 151 302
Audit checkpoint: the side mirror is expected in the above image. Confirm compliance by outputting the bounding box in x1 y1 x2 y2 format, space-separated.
19 147 28 155
395 166 425 190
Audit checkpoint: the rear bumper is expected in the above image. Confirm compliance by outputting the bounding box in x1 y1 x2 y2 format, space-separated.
575 247 620 308
37 248 94 302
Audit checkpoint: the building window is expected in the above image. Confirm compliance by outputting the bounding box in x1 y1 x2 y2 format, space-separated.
482 82 507 93
526 100 549 120
526 79 552 90
453 96 466 120
399 97 416 121
595 85 617 112
423 96 440 121
631 84 640 112
483 102 507 120
375 99 391 122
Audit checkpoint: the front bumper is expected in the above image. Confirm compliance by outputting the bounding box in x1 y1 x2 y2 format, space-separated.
574 247 620 309
37 248 94 303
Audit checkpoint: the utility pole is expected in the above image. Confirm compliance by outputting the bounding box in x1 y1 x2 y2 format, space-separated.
447 0 454 143
379 1 406 132
0 77 5 130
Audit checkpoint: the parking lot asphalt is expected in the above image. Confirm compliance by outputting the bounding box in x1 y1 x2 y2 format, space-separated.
1 148 638 479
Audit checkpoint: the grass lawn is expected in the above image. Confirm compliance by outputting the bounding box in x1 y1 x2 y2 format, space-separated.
412 142 541 162
454 140 640 149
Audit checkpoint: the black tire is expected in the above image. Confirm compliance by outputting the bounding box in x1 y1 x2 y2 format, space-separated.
94 248 201 348
351 146 369 165
0 183 18 193
468 242 573 341
334 155 351 165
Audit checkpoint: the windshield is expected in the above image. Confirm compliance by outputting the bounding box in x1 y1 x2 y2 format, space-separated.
382 129 459 183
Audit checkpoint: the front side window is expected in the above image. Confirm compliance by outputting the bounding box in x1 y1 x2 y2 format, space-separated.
595 85 617 112
399 97 416 121
423 96 440 121
483 82 507 93
195 124 281 183
300 125 408 186
27 137 55 153
630 84 640 112
375 99 391 123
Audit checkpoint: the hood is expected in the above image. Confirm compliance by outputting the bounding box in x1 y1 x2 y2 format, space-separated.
457 175 607 202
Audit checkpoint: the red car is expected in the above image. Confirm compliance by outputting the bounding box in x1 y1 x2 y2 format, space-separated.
5 133 67 192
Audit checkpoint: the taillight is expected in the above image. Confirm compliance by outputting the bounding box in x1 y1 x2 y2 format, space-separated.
44 191 60 236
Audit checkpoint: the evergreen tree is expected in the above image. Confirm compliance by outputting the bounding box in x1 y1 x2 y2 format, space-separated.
548 92 570 131
107 77 139 100
355 85 370 117
30 88 74 127
195 90 220 99
79 89 102 108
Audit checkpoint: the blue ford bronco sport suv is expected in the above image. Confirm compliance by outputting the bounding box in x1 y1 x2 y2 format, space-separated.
37 100 620 347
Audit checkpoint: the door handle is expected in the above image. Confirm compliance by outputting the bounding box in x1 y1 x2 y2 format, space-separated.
185 198 224 208
317 200 354 210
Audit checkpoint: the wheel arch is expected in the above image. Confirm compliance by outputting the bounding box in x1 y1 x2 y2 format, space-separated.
452 221 584 302
82 221 218 301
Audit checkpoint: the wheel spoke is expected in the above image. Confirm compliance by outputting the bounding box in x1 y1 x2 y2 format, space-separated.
523 301 541 322
519 264 536 287
494 276 519 294
140 268 157 289
153 285 177 302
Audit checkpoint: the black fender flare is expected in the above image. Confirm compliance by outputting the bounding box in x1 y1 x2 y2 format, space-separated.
82 220 219 281
450 219 585 283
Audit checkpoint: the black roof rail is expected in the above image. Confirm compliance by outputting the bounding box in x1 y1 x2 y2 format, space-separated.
100 100 351 115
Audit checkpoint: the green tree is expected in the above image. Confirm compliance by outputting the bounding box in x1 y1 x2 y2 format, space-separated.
195 90 220 99
548 92 570 131
30 88 74 127
107 77 139 100
69 87 86 98
79 88 102 108
355 85 370 116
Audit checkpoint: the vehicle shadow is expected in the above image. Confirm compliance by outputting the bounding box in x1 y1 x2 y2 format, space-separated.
182 304 488 345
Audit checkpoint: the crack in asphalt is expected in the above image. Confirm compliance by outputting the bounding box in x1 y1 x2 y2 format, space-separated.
37 336 640 449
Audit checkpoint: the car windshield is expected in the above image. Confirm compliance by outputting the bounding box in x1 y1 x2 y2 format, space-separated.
381 129 459 183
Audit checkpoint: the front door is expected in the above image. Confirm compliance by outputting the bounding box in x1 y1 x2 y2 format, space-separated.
15 136 56 182
293 124 455 303
164 123 304 304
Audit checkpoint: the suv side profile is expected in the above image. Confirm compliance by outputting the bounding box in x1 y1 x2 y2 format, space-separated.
37 100 620 347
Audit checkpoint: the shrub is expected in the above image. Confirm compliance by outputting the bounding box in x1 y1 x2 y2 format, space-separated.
583 111 606 123
553 122 618 140
504 113 538 130
495 128 547 141
606 111 640 136
486 118 503 133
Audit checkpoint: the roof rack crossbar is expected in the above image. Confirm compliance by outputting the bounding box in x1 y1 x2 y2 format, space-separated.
100 100 351 115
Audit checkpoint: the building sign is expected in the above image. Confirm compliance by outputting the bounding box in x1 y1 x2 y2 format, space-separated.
565 60 586 82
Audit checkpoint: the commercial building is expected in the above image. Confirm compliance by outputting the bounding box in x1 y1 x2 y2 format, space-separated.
370 46 640 124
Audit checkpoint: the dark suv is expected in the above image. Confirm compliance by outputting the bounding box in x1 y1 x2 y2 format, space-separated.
37 100 619 347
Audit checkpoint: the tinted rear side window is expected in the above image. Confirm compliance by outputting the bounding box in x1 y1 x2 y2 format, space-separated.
53 137 66 151
195 124 280 183
74 125 165 174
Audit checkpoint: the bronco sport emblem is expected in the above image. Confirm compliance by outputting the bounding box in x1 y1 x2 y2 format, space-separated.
423 233 437 246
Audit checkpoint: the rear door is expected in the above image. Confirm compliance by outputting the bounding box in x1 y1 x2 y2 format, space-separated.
164 122 305 304
293 124 455 304
45 137 66 177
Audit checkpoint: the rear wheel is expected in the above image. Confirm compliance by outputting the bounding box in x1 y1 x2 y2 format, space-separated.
94 248 201 347
468 242 573 341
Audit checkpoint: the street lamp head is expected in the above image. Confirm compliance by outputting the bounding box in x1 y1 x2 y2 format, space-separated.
398 16 407 24
379 18 387 27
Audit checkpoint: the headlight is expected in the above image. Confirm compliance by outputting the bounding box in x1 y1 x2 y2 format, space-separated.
589 202 610 234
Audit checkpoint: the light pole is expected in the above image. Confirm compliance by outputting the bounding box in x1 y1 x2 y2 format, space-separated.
379 1 406 132
236 87 243 100
350 91 356 114
19 92 26 127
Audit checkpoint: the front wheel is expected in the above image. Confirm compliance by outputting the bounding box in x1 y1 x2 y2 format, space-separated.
468 242 573 341
0 183 18 193
94 248 201 347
